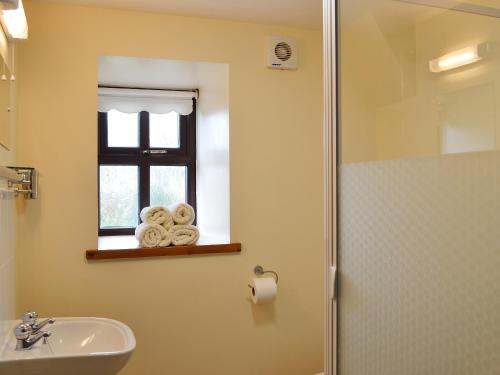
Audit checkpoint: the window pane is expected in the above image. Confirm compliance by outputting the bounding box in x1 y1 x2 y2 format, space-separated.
149 113 180 148
99 165 139 228
150 166 187 207
107 110 139 148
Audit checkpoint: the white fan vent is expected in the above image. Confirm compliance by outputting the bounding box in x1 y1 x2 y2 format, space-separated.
267 36 298 70
275 42 292 61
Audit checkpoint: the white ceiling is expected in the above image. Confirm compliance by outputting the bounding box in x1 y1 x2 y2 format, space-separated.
45 0 323 29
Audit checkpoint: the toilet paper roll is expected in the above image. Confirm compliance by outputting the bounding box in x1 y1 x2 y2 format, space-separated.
249 277 277 304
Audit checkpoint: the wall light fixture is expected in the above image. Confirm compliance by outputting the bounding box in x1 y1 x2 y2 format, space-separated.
429 43 491 73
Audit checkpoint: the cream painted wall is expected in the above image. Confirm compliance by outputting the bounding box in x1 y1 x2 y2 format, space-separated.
15 2 324 375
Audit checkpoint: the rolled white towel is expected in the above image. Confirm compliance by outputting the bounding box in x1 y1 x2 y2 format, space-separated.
140 206 174 230
168 203 195 225
135 223 173 248
170 225 200 246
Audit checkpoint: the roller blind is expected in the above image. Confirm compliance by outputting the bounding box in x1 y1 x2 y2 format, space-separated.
98 87 197 115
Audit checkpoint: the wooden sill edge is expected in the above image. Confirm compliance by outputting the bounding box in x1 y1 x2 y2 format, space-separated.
86 242 241 260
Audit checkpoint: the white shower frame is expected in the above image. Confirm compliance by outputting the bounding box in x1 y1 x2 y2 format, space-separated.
323 0 337 374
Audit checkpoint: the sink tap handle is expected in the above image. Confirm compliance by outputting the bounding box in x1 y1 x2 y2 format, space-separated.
32 318 55 334
21 311 38 326
14 323 32 340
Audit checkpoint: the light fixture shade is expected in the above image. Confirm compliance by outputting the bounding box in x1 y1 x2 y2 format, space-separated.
429 44 489 73
1 0 28 40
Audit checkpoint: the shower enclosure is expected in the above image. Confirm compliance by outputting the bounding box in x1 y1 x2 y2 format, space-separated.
325 0 500 374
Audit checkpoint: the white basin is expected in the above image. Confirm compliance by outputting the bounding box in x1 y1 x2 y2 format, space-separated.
0 317 136 375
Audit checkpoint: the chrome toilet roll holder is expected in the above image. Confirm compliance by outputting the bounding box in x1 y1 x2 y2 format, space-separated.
247 265 279 298
252 265 279 284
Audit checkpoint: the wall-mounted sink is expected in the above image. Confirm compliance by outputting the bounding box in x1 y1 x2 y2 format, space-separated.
0 317 136 375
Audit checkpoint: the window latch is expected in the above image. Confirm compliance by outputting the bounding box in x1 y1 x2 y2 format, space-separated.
142 150 168 155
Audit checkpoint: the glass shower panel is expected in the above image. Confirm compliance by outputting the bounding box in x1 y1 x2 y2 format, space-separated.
338 1 500 374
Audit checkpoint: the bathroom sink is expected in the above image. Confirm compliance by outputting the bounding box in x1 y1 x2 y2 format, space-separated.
0 317 136 375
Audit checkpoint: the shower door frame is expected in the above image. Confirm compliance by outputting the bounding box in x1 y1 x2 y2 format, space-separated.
322 1 500 374
323 0 337 375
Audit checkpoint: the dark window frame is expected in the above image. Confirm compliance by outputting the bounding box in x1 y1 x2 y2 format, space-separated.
98 100 197 236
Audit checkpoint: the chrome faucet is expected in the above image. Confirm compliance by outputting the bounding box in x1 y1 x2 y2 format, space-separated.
21 311 55 334
14 323 51 350
14 311 55 350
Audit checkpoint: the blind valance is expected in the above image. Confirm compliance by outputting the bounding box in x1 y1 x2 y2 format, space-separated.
98 87 197 115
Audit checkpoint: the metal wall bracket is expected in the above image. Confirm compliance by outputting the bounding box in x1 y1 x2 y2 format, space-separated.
7 167 38 199
253 265 279 284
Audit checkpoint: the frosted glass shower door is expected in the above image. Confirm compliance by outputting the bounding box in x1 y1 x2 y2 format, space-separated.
337 1 500 374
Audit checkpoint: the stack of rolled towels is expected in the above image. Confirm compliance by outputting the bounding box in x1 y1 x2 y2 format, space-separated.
135 203 200 248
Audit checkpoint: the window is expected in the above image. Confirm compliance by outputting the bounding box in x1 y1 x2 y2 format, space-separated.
98 103 197 236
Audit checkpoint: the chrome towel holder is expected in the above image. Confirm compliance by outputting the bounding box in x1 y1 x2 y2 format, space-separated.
0 166 38 199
